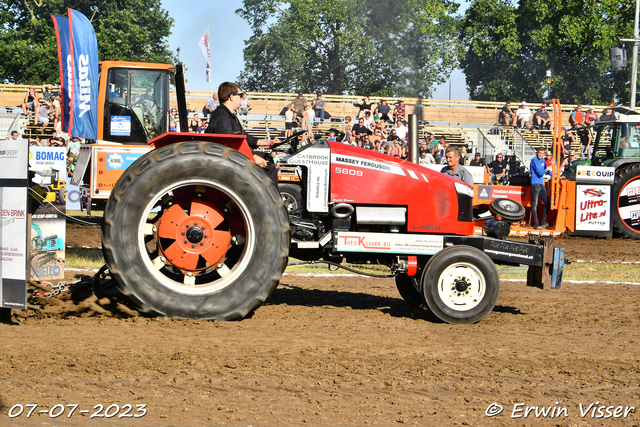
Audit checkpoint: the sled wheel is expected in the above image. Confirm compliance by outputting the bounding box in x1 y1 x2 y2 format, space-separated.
422 246 500 324
278 183 302 212
102 141 290 320
612 163 640 239
395 274 428 310
489 198 526 222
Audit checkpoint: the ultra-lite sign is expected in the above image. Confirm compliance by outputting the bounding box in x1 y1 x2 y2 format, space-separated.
0 140 29 309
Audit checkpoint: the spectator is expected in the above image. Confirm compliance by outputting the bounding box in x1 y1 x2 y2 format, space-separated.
394 99 407 123
425 132 437 151
530 147 552 229
374 140 384 153
67 136 82 156
188 113 201 133
561 127 574 157
388 139 404 158
533 104 551 130
327 129 337 142
371 127 383 146
361 133 374 150
515 101 532 128
441 146 474 186
500 102 515 126
238 92 252 123
284 103 295 138
346 133 358 146
21 87 39 116
585 108 598 124
304 103 315 143
203 93 219 117
569 105 585 126
343 116 353 138
434 138 445 163
560 150 578 180
293 93 306 118
356 95 372 118
37 102 50 132
270 150 281 168
363 110 374 130
351 117 369 140
488 153 507 184
418 140 430 157
10 130 19 140
312 94 326 122
460 146 470 166
574 122 591 159
545 152 554 167
197 119 208 133
437 137 449 164
394 120 408 142
419 146 436 165
41 84 53 108
374 99 392 121
470 152 489 172
385 130 398 153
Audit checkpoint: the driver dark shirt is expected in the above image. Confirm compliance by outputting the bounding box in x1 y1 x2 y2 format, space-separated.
205 104 260 148
488 159 507 175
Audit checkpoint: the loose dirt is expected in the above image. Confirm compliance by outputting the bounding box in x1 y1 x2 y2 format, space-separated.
0 224 638 426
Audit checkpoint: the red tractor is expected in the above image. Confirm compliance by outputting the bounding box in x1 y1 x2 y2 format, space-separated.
101 127 564 324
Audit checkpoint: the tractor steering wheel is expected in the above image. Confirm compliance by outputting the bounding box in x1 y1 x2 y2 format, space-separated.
270 130 307 153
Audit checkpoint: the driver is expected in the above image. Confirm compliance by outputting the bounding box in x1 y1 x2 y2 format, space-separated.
206 82 280 184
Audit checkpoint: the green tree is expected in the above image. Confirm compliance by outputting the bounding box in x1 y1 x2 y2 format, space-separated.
236 0 462 97
460 0 634 105
0 0 177 85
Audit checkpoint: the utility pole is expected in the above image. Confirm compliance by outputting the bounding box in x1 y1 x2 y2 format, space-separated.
622 0 640 109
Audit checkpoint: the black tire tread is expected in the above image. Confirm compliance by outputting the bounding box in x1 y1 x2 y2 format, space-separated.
612 163 640 240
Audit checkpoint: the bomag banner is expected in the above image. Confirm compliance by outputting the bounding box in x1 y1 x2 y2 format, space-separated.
51 9 99 140
29 147 67 282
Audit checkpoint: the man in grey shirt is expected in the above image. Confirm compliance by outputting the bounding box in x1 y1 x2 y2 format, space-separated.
441 146 474 186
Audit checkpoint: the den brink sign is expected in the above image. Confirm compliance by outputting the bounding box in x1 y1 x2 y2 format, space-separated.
0 140 29 309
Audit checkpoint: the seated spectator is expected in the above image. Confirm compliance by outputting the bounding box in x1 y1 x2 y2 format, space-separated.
569 105 585 126
560 150 578 180
346 133 358 146
10 130 19 140
373 140 385 153
41 84 53 107
425 132 437 150
203 94 219 117
351 117 369 140
37 103 51 132
293 93 306 118
488 153 507 184
361 133 374 150
394 120 408 141
394 99 407 123
460 146 470 165
388 139 404 158
371 127 383 146
534 104 551 129
515 101 532 128
312 94 326 122
419 147 436 165
356 96 372 118
419 140 430 157
585 108 598 124
470 152 489 172
343 116 353 137
197 119 208 133
21 87 39 116
327 129 337 142
363 110 374 130
188 113 201 133
374 99 392 121
499 102 515 126
238 92 252 122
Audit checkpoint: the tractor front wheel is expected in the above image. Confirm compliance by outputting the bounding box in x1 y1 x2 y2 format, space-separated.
612 163 640 239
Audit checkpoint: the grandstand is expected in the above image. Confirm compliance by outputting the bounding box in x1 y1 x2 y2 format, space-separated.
1 83 607 167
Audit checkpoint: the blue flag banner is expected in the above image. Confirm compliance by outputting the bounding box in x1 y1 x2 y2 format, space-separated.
51 9 99 139
51 14 71 134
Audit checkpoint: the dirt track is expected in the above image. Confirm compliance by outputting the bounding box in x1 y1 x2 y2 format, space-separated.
0 225 639 426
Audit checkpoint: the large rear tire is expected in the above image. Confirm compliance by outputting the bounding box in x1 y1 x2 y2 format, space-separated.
612 163 640 239
422 246 500 324
102 141 290 320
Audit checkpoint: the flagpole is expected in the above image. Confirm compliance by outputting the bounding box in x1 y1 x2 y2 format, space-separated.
207 25 211 92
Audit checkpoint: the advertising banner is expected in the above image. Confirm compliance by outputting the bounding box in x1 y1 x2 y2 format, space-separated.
29 147 67 282
51 9 99 139
0 140 29 309
575 185 611 232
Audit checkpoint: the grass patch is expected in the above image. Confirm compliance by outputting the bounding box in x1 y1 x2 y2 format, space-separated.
65 248 105 268
63 248 639 284
67 210 104 217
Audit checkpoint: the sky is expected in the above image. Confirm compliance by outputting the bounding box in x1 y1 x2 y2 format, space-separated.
160 0 469 100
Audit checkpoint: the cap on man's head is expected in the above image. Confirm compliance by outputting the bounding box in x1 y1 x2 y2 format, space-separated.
541 104 546 108
569 150 576 156
521 101 527 105
429 131 435 135
298 93 303 97
475 152 481 157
